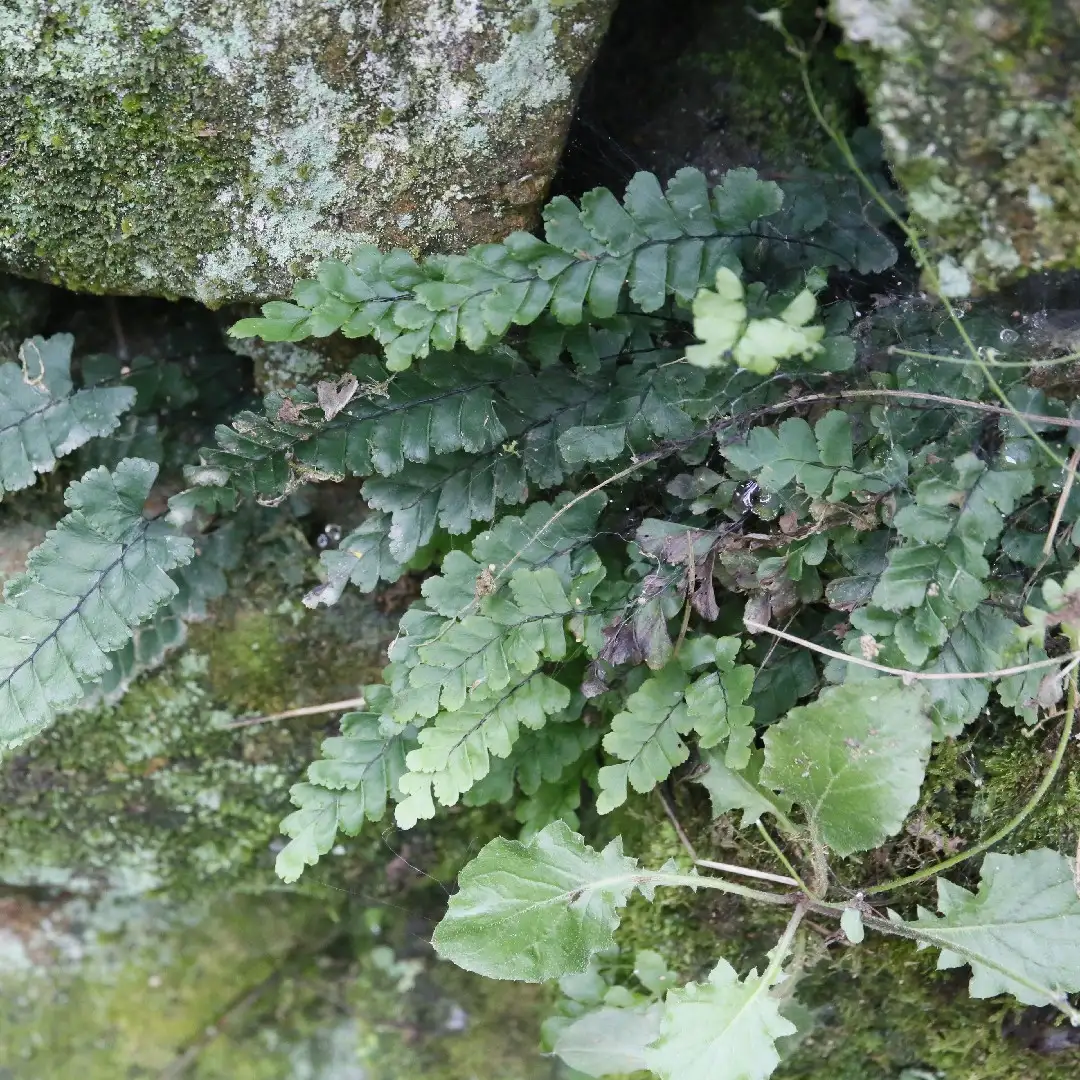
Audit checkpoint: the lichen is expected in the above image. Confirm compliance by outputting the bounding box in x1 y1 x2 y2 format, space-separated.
833 0 1080 290
0 0 617 304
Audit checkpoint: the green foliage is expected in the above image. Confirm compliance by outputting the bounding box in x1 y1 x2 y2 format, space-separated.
14 160 1080 1080
0 458 192 752
760 679 933 856
644 959 797 1080
431 820 642 982
909 849 1080 1007
0 333 135 496
229 166 892 370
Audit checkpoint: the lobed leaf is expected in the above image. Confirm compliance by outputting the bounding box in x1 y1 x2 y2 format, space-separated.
431 820 643 981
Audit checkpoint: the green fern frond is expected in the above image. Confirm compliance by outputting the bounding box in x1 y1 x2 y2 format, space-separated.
0 334 135 497
82 517 247 705
276 691 414 883
0 458 193 751
394 672 573 829
228 169 792 369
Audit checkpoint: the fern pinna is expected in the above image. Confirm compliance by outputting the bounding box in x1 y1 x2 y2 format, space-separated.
8 161 1080 1079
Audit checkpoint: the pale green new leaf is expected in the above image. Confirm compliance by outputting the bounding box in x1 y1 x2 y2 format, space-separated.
0 459 194 751
553 1004 663 1077
0 334 135 497
909 849 1080 1007
644 958 797 1080
760 679 932 856
431 820 642 981
596 664 693 814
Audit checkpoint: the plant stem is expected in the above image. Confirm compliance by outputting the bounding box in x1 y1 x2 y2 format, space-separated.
756 822 814 895
640 871 792 906
694 858 798 887
864 667 1078 896
762 903 807 988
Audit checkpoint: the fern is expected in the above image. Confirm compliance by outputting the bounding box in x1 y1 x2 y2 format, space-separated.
229 167 892 370
0 334 135 496
276 686 414 882
0 458 193 750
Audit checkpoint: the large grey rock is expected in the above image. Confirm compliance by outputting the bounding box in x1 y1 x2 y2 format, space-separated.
833 0 1080 292
0 0 615 304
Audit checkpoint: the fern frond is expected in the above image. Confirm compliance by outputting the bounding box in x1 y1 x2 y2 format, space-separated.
182 342 709 517
83 518 246 705
0 334 135 497
0 458 193 751
229 169 795 369
275 694 414 883
394 673 572 828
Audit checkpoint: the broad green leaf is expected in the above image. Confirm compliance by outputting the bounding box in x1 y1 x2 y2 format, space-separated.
760 679 932 856
554 1004 663 1077
695 748 791 828
431 820 642 981
644 958 797 1080
910 849 1080 1007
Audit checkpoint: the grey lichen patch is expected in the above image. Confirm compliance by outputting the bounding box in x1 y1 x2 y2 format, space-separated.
833 0 1080 291
0 0 617 304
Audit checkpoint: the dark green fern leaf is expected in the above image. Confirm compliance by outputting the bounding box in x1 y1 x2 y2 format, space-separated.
0 458 194 751
229 168 792 368
0 334 136 497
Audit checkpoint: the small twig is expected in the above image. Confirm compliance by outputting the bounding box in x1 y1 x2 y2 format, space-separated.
1045 444 1080 558
672 532 696 658
1021 445 1080 606
695 858 799 888
225 696 367 729
745 621 1077 683
657 786 699 861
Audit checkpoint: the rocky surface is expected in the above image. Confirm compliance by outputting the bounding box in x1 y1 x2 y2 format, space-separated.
833 0 1080 292
0 0 615 305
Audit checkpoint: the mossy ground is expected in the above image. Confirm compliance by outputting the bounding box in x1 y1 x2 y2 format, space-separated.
600 711 1080 1080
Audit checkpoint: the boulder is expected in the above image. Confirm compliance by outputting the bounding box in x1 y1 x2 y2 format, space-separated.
833 0 1080 292
0 0 616 304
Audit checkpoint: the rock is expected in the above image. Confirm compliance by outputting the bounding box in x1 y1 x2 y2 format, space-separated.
0 0 616 305
833 0 1080 292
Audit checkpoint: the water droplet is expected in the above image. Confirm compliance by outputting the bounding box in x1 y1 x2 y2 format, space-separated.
316 533 331 549
999 327 1019 344
324 522 343 542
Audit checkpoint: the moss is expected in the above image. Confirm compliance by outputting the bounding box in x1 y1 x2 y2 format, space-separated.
605 745 1080 1079
0 580 395 893
834 0 1080 290
0 0 617 304
0 892 342 1079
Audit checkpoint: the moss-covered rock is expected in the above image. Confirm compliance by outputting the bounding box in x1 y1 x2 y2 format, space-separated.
0 0 616 304
0 573 395 893
833 0 1080 292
